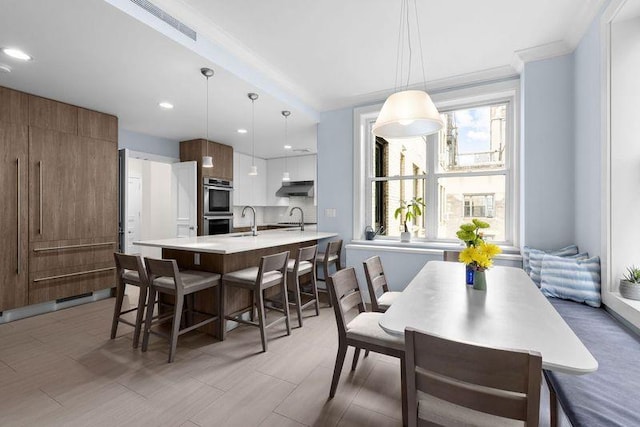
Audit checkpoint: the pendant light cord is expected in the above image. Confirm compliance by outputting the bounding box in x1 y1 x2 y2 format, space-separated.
404 0 412 90
284 113 288 171
206 75 209 156
393 0 405 93
413 0 428 92
251 97 255 167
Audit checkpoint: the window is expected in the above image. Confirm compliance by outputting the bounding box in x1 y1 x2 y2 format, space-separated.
357 85 518 246
464 194 495 218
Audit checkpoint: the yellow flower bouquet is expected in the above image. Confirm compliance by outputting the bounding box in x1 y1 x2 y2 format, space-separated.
459 242 502 272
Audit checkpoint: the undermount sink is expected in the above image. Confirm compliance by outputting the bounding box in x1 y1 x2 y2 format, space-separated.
283 229 302 232
230 233 257 237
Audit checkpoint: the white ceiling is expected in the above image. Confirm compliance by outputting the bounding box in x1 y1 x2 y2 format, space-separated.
0 0 605 158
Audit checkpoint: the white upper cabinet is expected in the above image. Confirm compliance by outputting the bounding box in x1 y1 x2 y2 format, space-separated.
266 157 290 206
233 152 267 206
265 154 317 206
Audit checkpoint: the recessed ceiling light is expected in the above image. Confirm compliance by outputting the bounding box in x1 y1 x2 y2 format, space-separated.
237 129 248 134
158 102 174 109
0 64 10 73
284 145 292 149
2 48 32 61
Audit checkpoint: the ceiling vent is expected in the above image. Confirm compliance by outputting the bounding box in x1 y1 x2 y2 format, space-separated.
130 0 197 41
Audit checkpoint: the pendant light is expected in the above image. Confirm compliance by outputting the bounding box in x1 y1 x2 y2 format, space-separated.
201 67 214 168
248 93 259 175
281 110 291 182
372 0 443 139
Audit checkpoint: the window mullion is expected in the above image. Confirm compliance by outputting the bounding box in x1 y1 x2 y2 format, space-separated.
426 133 438 240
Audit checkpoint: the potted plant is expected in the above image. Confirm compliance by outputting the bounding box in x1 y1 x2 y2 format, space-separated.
394 197 425 242
620 266 640 301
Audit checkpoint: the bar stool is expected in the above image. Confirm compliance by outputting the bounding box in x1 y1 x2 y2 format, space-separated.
316 239 344 307
221 251 291 352
363 255 402 312
112 253 149 348
287 245 319 327
141 258 222 363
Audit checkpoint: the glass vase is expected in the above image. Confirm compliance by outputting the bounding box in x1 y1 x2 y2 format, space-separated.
473 270 487 290
465 265 475 285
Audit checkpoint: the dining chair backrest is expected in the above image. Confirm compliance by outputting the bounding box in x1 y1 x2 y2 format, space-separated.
405 327 542 426
145 258 182 291
363 256 388 303
294 245 317 273
326 239 343 260
443 250 461 262
327 267 365 338
259 251 289 282
114 252 148 284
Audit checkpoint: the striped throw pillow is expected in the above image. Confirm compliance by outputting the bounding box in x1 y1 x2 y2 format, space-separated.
522 244 579 274
529 250 588 287
540 254 601 308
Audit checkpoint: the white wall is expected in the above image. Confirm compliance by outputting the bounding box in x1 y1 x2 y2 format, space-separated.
317 108 354 240
520 54 576 250
119 129 179 159
574 16 603 258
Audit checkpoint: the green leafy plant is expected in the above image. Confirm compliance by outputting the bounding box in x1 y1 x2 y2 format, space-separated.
623 266 640 284
394 197 425 232
456 218 491 248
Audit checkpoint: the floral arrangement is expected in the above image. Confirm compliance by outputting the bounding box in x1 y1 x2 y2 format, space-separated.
456 219 502 271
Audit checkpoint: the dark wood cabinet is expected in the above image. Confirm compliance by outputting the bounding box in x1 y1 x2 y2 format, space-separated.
0 86 118 308
180 138 234 236
181 139 234 181
0 91 29 310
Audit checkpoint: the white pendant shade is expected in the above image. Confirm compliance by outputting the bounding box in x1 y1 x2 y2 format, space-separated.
202 156 213 168
282 172 290 182
372 90 444 139
249 165 258 176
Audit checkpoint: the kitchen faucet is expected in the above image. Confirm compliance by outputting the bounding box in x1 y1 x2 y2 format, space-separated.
242 206 258 236
289 207 304 231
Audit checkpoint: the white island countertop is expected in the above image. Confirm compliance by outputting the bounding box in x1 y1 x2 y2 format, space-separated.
134 229 338 255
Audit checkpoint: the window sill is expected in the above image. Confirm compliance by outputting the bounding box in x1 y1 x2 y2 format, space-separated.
606 292 640 332
347 239 522 261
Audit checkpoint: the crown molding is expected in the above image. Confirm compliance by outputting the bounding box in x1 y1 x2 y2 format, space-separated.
324 65 520 112
512 40 574 72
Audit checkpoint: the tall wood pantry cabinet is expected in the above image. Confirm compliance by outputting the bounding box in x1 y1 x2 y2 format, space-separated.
0 86 118 311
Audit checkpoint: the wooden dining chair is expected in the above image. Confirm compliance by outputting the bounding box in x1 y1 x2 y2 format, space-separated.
405 327 542 427
363 255 402 312
141 258 222 363
221 251 291 352
316 239 344 307
443 250 461 262
327 267 407 425
287 244 319 327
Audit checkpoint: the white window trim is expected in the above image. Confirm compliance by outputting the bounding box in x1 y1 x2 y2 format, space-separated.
353 79 521 250
600 0 640 329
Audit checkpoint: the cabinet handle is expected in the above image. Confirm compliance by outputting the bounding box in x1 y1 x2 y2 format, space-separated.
38 160 43 235
32 242 116 253
32 267 116 283
16 158 20 275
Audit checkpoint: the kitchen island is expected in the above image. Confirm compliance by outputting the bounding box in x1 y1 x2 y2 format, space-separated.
134 229 338 337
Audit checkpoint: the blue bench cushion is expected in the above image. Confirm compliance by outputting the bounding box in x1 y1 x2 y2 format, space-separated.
546 297 640 427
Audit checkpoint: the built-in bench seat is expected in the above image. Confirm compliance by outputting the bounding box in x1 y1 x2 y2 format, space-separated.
544 297 640 427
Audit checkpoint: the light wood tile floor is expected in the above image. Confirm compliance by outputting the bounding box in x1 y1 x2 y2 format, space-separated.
0 294 553 426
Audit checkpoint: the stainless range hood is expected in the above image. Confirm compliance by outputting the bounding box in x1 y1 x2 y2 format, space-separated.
276 180 314 197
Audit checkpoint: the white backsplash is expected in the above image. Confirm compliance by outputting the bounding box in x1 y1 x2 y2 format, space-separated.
233 206 266 228
263 197 318 224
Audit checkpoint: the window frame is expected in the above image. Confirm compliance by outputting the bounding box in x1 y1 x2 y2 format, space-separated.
353 79 520 249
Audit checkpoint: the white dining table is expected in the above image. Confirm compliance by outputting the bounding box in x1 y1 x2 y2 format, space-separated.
379 261 598 375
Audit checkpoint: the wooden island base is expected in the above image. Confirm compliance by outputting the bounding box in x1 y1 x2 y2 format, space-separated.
162 241 318 338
